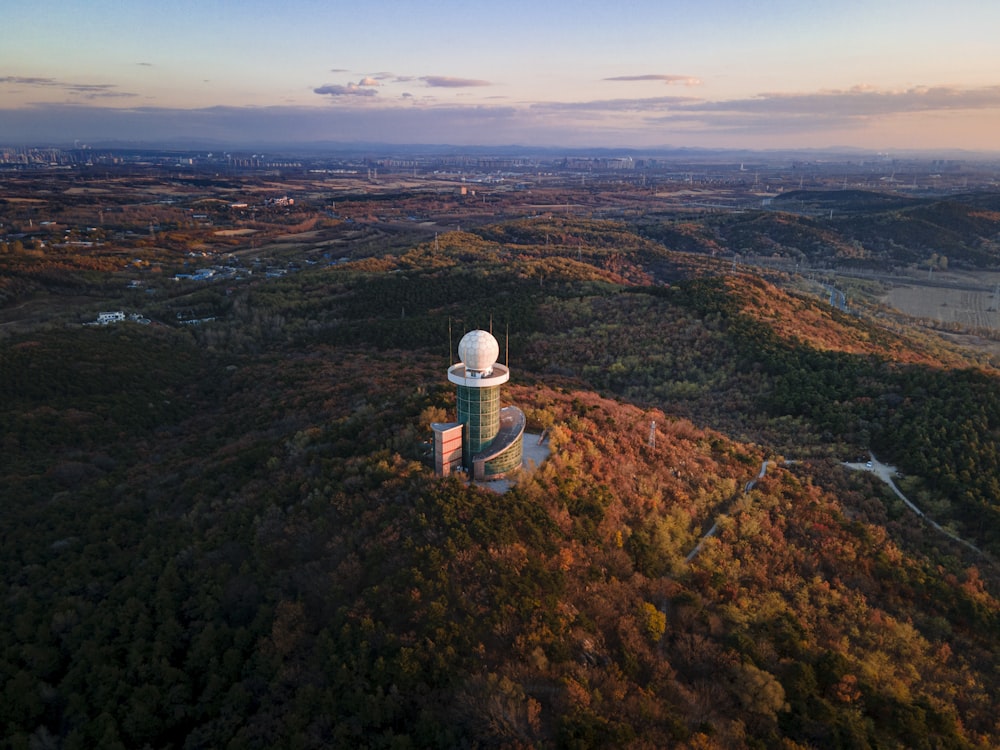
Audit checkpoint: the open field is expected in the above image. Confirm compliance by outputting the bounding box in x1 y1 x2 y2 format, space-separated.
882 271 1000 330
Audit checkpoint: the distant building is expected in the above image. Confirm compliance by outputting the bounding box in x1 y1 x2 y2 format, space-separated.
432 329 524 481
96 311 125 325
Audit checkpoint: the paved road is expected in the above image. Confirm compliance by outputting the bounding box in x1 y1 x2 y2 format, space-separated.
685 455 987 564
844 454 984 556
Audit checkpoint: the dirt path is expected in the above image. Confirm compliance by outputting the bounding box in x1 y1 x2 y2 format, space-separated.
685 459 770 563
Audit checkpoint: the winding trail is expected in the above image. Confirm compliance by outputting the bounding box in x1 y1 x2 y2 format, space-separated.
685 459 770 563
844 454 985 557
684 455 988 565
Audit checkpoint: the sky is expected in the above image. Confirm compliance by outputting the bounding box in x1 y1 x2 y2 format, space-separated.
2 0 1000 152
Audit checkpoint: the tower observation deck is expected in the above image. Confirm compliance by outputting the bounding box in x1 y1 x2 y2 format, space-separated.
432 330 524 481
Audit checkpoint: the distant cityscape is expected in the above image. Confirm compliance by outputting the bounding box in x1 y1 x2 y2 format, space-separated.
2 144 999 196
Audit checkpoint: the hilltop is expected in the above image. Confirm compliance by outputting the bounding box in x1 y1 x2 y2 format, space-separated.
2 201 1000 748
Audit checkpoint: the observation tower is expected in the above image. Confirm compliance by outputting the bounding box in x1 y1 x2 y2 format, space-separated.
432 329 524 481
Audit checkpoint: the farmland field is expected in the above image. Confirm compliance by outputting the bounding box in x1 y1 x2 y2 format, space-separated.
882 270 1000 330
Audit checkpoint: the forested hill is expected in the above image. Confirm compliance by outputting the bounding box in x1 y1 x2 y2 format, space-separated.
636 189 1000 269
2 219 999 748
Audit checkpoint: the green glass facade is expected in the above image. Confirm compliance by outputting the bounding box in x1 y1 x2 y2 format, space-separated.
456 383 500 467
484 434 523 477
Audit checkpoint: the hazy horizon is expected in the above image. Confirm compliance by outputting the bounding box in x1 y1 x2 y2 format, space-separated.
3 0 1000 151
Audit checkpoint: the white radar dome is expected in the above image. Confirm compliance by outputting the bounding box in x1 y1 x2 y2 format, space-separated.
458 330 500 373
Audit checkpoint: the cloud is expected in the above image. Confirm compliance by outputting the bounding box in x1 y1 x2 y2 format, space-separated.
703 85 1000 117
421 76 491 88
91 91 140 99
314 76 385 98
533 82 1000 138
314 83 378 98
658 85 1000 134
64 83 119 93
1 76 136 98
329 68 350 73
604 74 701 86
2 82 999 150
531 96 700 113
53 83 140 100
0 76 58 86
535 83 1000 141
136 62 153 67
0 102 530 146
76 90 140 100
632 84 1000 138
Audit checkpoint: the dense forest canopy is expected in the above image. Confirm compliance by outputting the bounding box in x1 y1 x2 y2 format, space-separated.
634 190 1000 270
2 212 999 748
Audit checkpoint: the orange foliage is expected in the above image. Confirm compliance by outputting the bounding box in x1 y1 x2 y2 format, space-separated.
731 275 968 366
